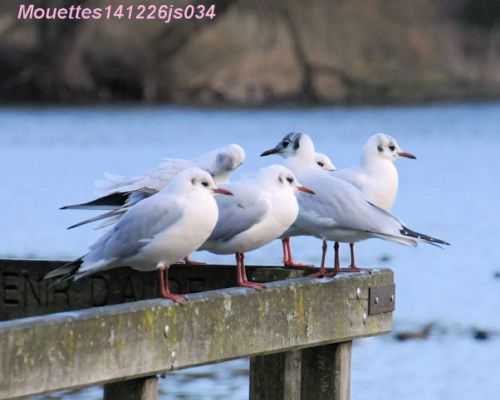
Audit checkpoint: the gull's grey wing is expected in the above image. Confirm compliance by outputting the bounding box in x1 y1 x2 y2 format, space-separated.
297 170 404 235
150 158 194 183
297 170 448 246
81 196 183 270
206 195 270 242
62 188 157 212
94 158 192 195
66 189 157 229
67 208 126 230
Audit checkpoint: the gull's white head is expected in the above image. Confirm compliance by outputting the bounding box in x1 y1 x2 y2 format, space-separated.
363 133 416 163
260 133 316 168
258 165 315 194
207 144 246 184
167 167 233 196
314 152 336 171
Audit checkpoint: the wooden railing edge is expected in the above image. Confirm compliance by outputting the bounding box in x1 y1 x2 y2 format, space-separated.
0 268 395 400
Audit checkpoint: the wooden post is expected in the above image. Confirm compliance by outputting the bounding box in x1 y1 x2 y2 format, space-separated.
103 376 158 400
249 350 302 400
250 342 352 400
301 342 352 400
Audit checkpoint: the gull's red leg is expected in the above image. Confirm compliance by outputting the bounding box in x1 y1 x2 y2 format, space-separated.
307 240 335 277
283 237 313 269
342 243 372 274
333 242 341 274
320 240 327 270
182 256 206 265
282 238 290 265
236 252 264 290
158 266 186 304
236 253 244 283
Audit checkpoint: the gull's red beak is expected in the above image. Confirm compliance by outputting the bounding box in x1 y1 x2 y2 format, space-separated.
397 151 416 160
212 188 233 196
297 185 315 194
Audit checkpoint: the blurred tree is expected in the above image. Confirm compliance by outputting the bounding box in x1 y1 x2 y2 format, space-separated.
0 0 239 102
463 0 500 29
143 0 238 101
2 0 500 104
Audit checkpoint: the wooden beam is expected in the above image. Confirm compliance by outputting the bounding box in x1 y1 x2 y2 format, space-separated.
0 269 393 399
0 259 305 321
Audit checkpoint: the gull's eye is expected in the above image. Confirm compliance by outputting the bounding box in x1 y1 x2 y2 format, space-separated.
317 161 324 167
286 177 294 184
377 145 383 152
389 145 395 151
282 140 289 148
201 181 209 187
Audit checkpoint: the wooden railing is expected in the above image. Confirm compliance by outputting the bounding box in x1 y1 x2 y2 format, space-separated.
0 259 395 400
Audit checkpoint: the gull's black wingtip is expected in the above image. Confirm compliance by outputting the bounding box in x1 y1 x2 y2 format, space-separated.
400 226 450 246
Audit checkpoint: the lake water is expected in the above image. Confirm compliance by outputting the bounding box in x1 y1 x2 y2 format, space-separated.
1 102 499 399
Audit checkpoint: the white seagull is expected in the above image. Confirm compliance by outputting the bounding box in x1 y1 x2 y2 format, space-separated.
200 165 315 289
315 133 416 268
61 144 245 230
334 133 415 210
261 132 448 277
281 151 337 268
314 152 336 172
45 168 233 303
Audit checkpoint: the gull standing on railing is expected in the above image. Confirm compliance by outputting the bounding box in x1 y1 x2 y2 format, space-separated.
261 132 448 277
280 151 337 268
325 133 416 269
46 168 233 303
62 144 245 264
62 144 245 228
200 165 315 289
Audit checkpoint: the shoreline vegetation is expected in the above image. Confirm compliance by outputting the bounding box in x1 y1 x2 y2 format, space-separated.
1 0 500 106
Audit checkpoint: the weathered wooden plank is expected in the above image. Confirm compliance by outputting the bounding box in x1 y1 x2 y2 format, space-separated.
0 269 393 399
0 259 305 321
103 376 158 400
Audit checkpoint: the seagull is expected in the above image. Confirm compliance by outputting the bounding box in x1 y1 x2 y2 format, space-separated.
61 144 245 229
200 165 315 289
314 152 336 172
61 144 244 264
333 133 415 210
45 168 233 303
313 133 416 269
281 152 337 268
261 132 449 277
